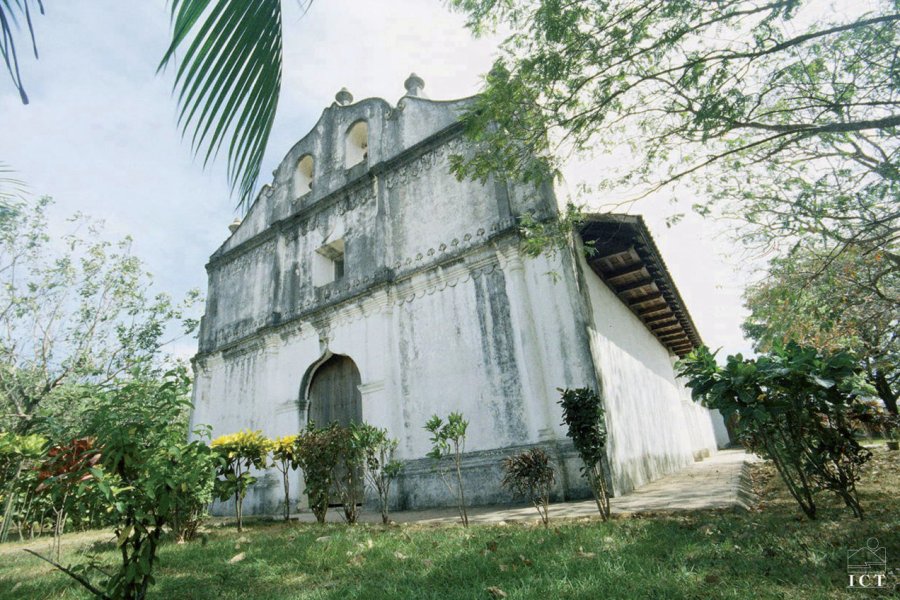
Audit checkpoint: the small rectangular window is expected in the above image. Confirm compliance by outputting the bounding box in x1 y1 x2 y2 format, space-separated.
313 239 345 287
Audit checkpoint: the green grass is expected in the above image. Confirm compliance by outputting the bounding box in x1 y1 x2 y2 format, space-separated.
1 447 897 599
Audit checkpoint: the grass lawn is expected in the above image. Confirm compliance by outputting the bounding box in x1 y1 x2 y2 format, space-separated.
1 447 897 599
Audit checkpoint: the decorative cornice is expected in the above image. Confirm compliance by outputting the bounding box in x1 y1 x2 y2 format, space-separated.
391 216 517 274
209 179 376 270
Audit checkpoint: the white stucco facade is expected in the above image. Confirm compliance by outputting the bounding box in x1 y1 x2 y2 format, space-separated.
191 78 725 514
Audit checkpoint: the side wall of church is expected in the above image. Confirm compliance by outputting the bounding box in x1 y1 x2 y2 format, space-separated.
575 248 720 496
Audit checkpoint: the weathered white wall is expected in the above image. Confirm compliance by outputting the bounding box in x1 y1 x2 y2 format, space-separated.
191 236 605 514
575 247 720 495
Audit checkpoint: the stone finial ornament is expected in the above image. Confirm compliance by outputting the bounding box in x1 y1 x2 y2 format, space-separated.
335 87 354 106
404 73 425 97
228 217 242 234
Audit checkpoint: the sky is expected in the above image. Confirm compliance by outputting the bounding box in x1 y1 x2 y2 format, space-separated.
0 0 757 359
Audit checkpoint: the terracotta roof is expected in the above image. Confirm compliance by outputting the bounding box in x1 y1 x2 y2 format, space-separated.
579 213 703 357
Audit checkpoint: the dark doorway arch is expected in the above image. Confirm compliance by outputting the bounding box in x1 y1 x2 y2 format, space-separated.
306 354 362 428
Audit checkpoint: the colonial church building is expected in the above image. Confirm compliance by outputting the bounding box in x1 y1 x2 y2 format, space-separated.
190 75 726 515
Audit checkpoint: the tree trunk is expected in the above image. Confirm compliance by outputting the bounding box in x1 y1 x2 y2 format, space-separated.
454 443 468 527
282 469 290 521
0 459 24 542
873 370 898 415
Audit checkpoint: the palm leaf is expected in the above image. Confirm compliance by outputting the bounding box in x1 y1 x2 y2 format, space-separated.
160 0 303 212
0 161 27 211
0 0 44 104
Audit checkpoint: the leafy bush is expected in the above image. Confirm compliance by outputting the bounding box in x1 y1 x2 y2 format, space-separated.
211 430 269 532
170 424 217 543
332 425 368 524
0 431 47 542
558 388 610 520
268 435 299 521
847 400 890 437
34 437 102 560
678 343 874 519
850 403 899 442
425 412 469 527
27 369 219 600
501 448 556 527
354 424 403 524
295 424 344 524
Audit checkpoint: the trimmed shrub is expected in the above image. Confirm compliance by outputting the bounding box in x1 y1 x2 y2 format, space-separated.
501 447 556 527
425 412 469 527
354 424 402 524
295 423 344 524
268 435 299 521
679 343 874 519
558 387 611 520
211 429 269 531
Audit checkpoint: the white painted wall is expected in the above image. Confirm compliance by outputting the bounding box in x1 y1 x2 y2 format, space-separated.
575 246 720 495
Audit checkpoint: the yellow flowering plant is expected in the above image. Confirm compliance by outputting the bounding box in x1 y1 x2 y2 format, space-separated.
211 429 268 531
268 435 299 521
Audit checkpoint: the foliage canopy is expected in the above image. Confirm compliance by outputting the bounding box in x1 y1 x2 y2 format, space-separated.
449 0 899 267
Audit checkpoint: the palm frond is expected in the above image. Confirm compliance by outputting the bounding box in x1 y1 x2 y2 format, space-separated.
159 0 290 212
0 161 28 212
1 0 44 104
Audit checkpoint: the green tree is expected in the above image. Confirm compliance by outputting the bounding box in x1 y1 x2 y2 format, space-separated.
744 245 899 414
449 0 898 268
332 424 368 524
557 387 611 521
211 429 269 532
0 197 198 541
679 343 874 520
295 423 344 524
268 434 299 521
0 430 46 541
0 197 199 435
425 412 470 527
354 423 402 525
25 369 219 600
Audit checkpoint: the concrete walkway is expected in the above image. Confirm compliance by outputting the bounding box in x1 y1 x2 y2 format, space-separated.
294 449 758 526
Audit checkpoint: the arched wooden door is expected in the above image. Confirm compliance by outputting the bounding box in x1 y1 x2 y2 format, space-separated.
307 354 362 428
306 354 363 507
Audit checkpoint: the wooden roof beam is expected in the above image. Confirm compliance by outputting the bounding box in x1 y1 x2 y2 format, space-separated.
593 248 634 264
638 306 672 319
670 340 694 349
603 265 648 282
628 292 664 307
615 279 656 294
643 311 676 324
652 323 684 335
670 345 695 354
658 332 689 342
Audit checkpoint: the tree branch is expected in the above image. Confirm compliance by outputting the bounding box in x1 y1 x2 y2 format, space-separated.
22 549 111 600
